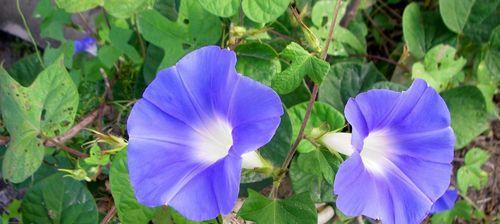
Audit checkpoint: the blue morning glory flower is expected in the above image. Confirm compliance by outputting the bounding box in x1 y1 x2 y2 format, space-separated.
74 36 97 56
126 46 283 221
430 189 458 214
321 79 455 224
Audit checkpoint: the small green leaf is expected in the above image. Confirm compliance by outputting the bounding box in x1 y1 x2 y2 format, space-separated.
441 86 489 149
21 173 98 224
288 102 344 153
402 2 455 59
318 62 384 112
84 144 110 166
0 59 78 183
242 0 292 23
412 44 466 92
271 42 330 94
198 0 240 17
110 150 158 224
457 148 490 194
239 189 317 224
55 0 102 12
236 42 281 86
7 54 43 86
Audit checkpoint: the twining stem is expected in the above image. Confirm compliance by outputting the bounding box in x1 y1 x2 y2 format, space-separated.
45 138 89 158
271 0 344 198
15 0 45 68
100 205 116 224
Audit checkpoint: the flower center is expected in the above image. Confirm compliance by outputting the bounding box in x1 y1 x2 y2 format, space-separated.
194 117 233 163
360 130 391 175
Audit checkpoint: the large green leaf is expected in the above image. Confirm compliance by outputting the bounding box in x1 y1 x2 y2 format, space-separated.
22 174 98 224
198 0 240 17
441 86 489 149
239 189 317 224
271 42 330 94
110 150 158 224
242 0 292 23
54 0 102 12
439 0 499 42
289 148 340 202
0 59 79 183
402 2 455 59
138 0 222 80
288 102 344 153
318 62 385 112
412 44 466 92
104 0 151 19
457 148 490 193
260 110 292 166
236 42 281 86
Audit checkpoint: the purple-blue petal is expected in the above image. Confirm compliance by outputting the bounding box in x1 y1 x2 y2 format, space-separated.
126 46 283 221
74 36 97 56
335 79 454 224
430 189 458 213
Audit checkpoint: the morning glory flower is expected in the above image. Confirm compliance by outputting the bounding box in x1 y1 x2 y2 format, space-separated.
321 79 454 224
126 46 283 221
74 36 97 56
430 189 458 214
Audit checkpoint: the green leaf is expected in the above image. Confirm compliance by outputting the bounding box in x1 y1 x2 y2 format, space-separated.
441 86 489 149
108 25 142 63
104 0 151 19
55 0 102 12
142 45 165 83
236 42 281 86
21 173 98 224
439 0 499 42
318 62 385 112
84 144 110 166
402 2 455 59
242 0 291 23
138 1 222 79
6 54 43 86
271 42 330 94
198 0 240 17
288 102 344 153
290 148 340 202
476 61 497 114
110 150 158 224
239 189 317 224
485 26 500 76
412 44 466 92
260 109 292 166
0 59 79 183
457 148 490 194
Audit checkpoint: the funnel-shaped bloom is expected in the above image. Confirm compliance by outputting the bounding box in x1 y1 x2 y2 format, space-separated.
322 79 454 224
430 189 458 214
74 36 97 56
126 46 283 221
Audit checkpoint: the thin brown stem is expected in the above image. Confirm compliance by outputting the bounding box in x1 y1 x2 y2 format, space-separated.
271 1 343 198
134 16 146 59
46 106 110 147
320 0 343 60
340 0 360 27
100 205 116 224
45 138 89 158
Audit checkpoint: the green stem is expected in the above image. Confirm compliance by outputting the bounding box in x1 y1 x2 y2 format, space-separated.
15 0 45 67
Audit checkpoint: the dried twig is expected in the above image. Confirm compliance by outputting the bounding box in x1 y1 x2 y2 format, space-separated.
45 138 89 158
100 205 116 224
